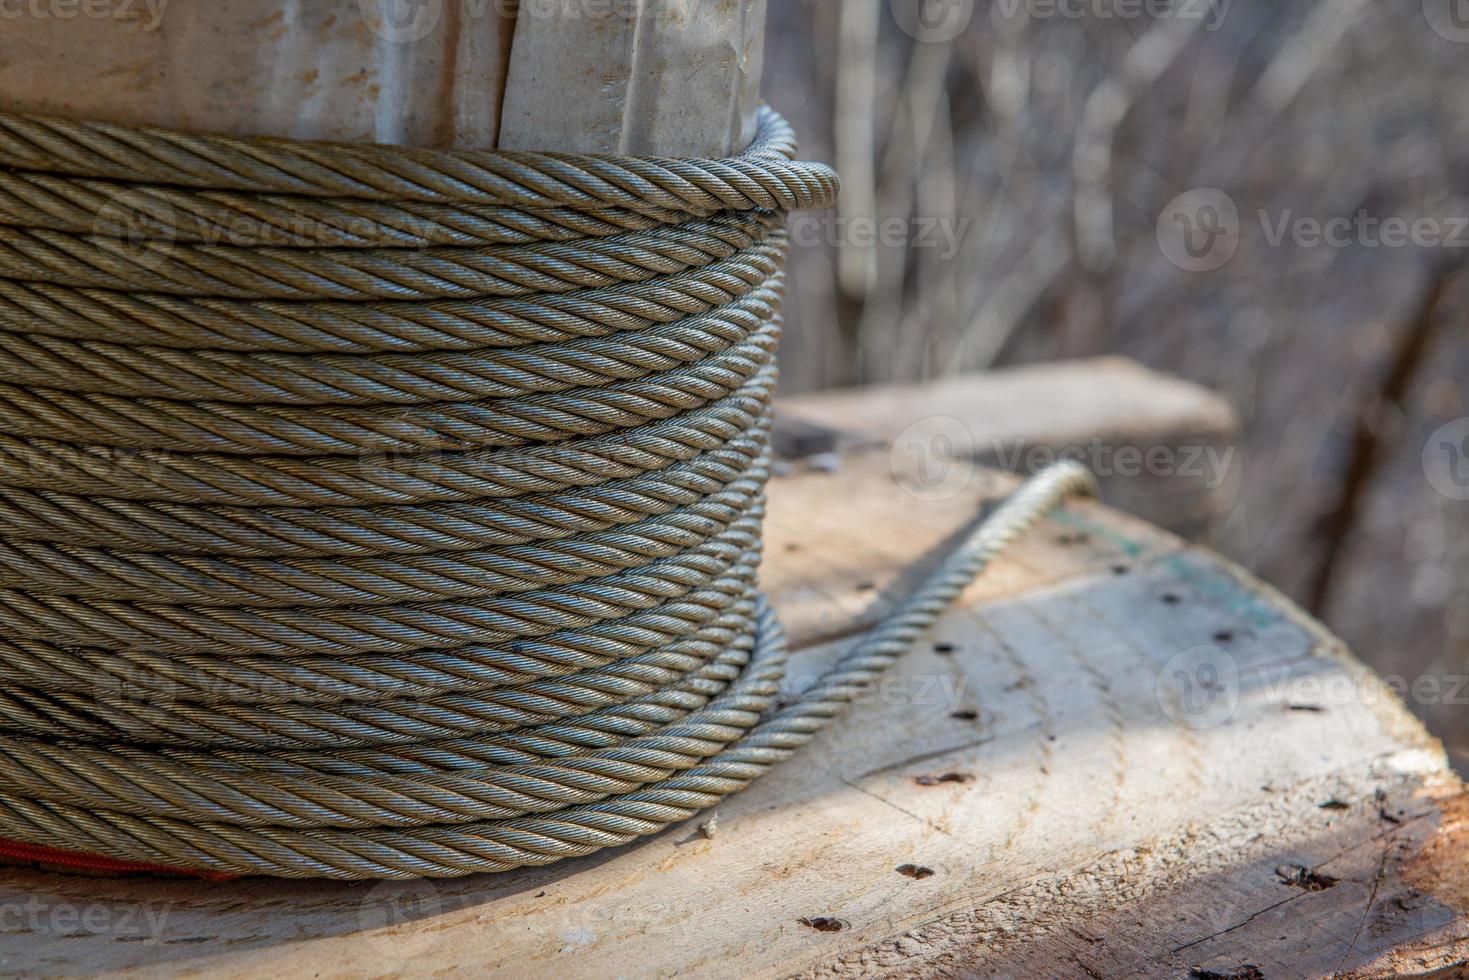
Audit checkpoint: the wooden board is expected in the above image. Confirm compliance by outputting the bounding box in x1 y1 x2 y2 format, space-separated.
498 0 765 155
0 0 760 153
779 358 1241 543
0 0 518 147
0 365 1463 979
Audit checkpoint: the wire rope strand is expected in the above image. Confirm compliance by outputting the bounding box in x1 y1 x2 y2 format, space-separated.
0 105 1096 879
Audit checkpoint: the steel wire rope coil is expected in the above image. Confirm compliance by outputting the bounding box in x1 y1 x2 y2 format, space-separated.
0 104 1095 879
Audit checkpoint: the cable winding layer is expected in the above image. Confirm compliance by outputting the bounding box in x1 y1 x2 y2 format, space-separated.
0 104 1092 879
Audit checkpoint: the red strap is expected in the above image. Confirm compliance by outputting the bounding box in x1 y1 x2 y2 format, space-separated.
0 838 235 880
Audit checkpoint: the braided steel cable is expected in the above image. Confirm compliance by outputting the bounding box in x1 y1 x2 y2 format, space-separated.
0 106 831 207
0 212 780 301
0 172 687 248
0 105 810 249
0 105 1095 879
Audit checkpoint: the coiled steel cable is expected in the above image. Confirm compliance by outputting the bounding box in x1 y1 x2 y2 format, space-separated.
0 105 1095 879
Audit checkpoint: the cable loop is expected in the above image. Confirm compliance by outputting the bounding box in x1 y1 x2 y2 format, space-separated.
0 106 1095 879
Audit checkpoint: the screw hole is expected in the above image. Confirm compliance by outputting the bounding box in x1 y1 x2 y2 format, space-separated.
896 864 935 880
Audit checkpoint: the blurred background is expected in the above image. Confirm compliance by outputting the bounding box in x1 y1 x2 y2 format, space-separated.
764 0 1469 771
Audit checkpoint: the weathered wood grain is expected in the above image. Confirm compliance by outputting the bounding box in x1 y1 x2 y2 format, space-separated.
498 0 764 155
0 0 762 153
779 358 1241 543
0 378 1460 979
0 0 517 147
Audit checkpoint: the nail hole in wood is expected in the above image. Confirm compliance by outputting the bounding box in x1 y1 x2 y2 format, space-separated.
799 916 846 932
1275 864 1338 892
896 864 934 880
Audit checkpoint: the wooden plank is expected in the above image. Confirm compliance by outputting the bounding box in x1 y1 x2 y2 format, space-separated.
779 358 1241 543
0 382 1461 978
0 0 516 147
0 0 763 154
497 0 765 155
